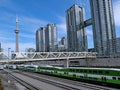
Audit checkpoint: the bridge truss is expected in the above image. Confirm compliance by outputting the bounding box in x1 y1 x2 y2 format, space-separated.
0 52 97 63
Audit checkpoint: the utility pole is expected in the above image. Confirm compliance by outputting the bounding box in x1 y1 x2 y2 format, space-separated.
7 48 11 85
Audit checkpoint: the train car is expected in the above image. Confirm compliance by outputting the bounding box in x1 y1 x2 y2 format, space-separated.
37 67 120 87
16 65 26 70
25 65 38 72
8 65 16 69
37 66 62 74
15 64 120 88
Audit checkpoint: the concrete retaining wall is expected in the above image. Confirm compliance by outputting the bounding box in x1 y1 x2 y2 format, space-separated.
25 58 120 68
69 58 120 67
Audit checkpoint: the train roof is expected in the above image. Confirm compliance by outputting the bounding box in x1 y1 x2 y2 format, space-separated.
30 65 39 68
39 65 63 69
39 65 53 67
68 67 120 71
38 66 120 71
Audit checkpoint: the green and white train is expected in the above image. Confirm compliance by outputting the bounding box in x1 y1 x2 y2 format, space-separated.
12 65 120 88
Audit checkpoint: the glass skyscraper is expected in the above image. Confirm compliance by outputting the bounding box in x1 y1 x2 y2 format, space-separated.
90 0 116 56
66 4 88 52
36 27 45 52
45 24 58 52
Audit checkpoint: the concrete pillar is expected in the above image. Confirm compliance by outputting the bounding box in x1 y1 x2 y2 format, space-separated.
66 58 69 68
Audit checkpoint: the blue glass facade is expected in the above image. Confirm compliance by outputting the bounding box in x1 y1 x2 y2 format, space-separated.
36 27 45 52
45 24 58 52
90 0 116 56
66 4 88 52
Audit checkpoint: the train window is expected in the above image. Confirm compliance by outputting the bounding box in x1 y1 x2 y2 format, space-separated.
73 74 76 77
80 69 83 72
118 77 120 80
112 77 116 80
89 70 92 73
70 69 72 72
80 76 83 78
84 70 87 73
73 69 75 72
98 71 103 74
93 77 97 80
102 77 107 81
70 69 73 72
105 71 109 74
93 70 97 74
76 69 79 72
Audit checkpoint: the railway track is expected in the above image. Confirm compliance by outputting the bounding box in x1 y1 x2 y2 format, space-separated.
13 71 81 90
10 74 40 90
2 70 40 90
5 70 80 90
10 70 119 90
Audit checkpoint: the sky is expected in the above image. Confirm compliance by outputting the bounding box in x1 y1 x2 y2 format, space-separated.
0 0 120 52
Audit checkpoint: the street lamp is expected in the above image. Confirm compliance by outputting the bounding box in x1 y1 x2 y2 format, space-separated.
8 48 11 84
8 48 11 60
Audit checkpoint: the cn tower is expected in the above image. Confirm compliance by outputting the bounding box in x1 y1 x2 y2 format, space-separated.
15 16 19 52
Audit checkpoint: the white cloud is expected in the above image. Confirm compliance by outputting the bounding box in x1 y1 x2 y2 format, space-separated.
57 24 66 33
86 29 93 36
21 16 47 26
19 15 49 33
113 0 120 26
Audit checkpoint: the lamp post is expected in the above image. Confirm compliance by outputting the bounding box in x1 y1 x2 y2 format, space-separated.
8 48 11 60
8 48 11 84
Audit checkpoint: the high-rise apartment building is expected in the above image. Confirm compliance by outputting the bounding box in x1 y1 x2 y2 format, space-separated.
58 37 68 51
66 4 88 52
61 37 67 49
36 27 45 52
45 24 58 52
116 37 120 53
90 0 116 56
25 48 35 52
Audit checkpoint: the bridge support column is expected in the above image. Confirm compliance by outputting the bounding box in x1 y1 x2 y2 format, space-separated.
66 58 69 68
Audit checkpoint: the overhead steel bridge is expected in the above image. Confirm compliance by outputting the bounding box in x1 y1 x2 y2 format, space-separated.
0 52 96 63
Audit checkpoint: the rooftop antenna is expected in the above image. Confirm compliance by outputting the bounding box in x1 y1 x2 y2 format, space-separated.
16 15 18 30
